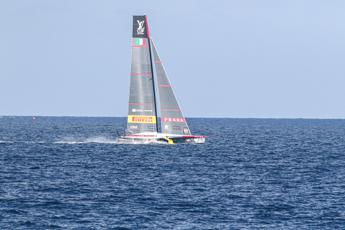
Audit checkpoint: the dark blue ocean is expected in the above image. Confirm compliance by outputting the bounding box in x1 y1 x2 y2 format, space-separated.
1 117 345 229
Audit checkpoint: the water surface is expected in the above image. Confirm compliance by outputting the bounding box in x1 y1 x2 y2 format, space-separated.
1 117 345 229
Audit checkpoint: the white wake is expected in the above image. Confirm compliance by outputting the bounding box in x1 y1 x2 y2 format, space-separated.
0 140 13 143
54 136 118 144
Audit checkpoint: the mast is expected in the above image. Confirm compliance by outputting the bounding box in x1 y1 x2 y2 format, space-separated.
145 16 159 132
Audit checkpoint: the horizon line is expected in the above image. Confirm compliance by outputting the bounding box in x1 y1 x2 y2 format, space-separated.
1 114 345 120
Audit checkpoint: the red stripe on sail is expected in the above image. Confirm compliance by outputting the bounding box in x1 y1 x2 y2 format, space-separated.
161 108 180 112
129 102 153 106
159 84 171 88
145 16 150 38
132 45 148 48
131 72 151 77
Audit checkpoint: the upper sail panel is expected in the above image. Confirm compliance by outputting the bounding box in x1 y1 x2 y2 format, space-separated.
126 16 157 134
151 39 191 136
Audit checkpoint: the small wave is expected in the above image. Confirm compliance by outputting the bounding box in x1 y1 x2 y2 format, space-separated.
54 137 117 145
0 140 14 144
0 140 49 144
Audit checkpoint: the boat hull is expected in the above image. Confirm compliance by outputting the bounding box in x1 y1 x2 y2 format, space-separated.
116 134 206 144
116 137 164 144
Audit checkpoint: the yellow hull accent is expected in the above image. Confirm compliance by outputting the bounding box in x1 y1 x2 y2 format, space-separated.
163 137 174 144
127 115 156 124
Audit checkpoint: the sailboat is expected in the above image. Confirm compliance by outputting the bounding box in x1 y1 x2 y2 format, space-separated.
118 15 205 144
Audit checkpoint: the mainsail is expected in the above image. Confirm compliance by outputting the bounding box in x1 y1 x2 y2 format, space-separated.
126 16 158 134
151 40 191 135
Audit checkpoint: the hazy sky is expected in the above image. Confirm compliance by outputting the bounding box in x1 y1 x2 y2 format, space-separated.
0 0 344 118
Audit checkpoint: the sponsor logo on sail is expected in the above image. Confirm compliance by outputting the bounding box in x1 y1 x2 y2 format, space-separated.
137 20 145 35
132 108 153 113
161 117 185 123
128 115 156 124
